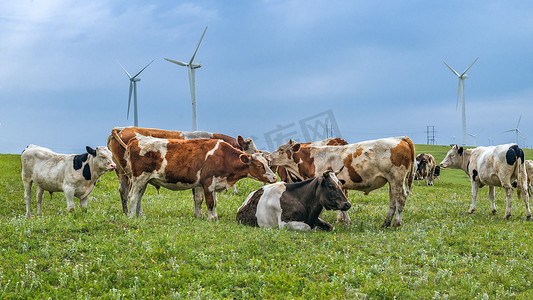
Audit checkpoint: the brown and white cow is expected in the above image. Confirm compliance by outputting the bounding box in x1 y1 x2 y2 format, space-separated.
415 153 436 186
268 136 416 227
236 170 351 231
277 137 349 183
107 126 258 214
525 160 533 196
125 134 277 219
440 144 530 219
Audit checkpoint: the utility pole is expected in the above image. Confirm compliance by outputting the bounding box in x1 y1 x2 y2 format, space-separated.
426 125 435 145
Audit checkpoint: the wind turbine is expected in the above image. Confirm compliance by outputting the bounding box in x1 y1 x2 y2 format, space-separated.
117 60 154 127
467 129 484 147
504 115 527 145
165 26 208 131
443 57 479 146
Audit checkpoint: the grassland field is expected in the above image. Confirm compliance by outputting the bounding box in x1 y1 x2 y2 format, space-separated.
1 144 533 299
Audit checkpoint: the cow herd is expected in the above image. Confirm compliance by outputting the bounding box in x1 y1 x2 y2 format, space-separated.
20 126 533 231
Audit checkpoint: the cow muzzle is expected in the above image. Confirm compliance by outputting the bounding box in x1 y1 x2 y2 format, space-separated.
109 164 117 171
340 202 351 211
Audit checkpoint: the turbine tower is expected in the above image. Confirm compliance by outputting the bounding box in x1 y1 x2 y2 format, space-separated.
117 60 154 127
504 115 526 146
467 129 483 147
443 57 478 146
165 26 208 131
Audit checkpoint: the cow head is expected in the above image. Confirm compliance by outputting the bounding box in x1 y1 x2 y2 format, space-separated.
89 146 116 172
237 135 259 154
440 145 463 169
268 139 301 167
317 170 351 211
240 153 278 183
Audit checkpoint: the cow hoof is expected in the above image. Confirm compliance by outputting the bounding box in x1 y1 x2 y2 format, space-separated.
504 214 511 220
392 222 402 228
491 209 497 215
207 216 218 221
527 215 532 220
381 222 391 228
467 209 475 214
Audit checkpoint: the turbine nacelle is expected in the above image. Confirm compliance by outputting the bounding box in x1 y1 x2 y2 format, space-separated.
131 77 141 82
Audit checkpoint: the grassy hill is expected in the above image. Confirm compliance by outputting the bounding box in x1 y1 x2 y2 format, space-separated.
1 144 533 298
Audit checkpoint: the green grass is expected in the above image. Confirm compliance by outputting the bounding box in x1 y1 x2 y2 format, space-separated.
1 145 533 298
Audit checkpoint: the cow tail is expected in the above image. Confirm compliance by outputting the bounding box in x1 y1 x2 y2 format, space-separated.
109 128 128 149
516 146 525 196
404 137 416 194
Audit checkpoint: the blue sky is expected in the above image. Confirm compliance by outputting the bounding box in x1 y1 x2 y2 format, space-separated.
1 0 533 154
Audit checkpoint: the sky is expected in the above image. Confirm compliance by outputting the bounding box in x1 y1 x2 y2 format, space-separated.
1 0 533 154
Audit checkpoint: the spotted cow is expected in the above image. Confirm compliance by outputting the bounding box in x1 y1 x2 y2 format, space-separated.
21 145 116 217
440 144 530 219
268 136 416 227
236 170 351 231
415 153 436 186
107 126 258 214
125 134 277 219
277 138 349 183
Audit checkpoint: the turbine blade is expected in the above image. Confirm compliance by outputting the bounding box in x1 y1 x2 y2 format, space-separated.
189 26 208 65
477 128 484 136
117 60 132 78
503 129 515 133
517 115 522 127
127 82 133 119
461 57 479 76
467 133 474 137
132 60 154 79
444 61 460 77
164 58 188 67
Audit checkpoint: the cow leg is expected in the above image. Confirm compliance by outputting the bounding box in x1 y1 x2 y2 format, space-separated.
315 218 335 231
128 179 148 217
336 210 351 224
519 181 531 219
79 196 89 210
469 182 479 214
36 187 44 216
392 184 407 227
232 185 238 194
504 186 513 219
285 221 312 231
204 188 218 221
488 186 497 215
382 185 397 227
118 172 130 214
64 186 76 212
24 180 32 218
193 187 204 218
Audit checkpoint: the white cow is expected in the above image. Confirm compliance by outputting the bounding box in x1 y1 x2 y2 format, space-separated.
440 144 530 219
21 145 116 217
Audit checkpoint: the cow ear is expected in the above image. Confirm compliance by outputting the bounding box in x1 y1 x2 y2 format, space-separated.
458 147 464 156
86 146 97 156
322 170 330 177
237 135 245 147
239 153 251 165
291 143 301 153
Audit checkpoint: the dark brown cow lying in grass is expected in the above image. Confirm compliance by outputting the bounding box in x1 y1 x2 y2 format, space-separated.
236 170 351 231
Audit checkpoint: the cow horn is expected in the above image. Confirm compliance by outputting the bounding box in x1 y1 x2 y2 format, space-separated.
335 166 344 175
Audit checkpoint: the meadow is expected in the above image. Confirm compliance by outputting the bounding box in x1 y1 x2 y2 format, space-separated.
1 145 533 299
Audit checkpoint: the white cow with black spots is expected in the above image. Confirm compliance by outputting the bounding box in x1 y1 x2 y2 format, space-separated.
21 145 116 217
440 144 530 219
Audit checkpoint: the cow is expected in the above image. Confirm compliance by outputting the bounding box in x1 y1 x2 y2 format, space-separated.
439 144 530 219
125 134 278 219
268 136 416 227
415 153 436 186
107 126 258 214
236 170 351 231
433 165 441 183
21 145 116 217
277 138 349 183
